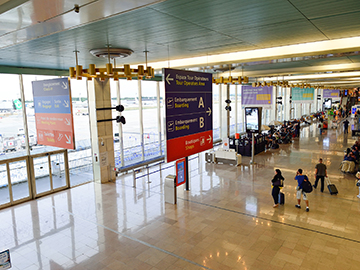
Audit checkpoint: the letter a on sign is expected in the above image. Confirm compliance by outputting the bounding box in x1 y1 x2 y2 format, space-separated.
198 97 204 108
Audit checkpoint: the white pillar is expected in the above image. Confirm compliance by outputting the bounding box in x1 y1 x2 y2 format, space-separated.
271 86 276 121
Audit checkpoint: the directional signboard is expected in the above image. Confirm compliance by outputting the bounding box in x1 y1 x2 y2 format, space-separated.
32 78 75 149
164 68 212 162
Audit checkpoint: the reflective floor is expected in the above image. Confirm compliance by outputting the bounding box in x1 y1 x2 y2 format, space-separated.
1 124 360 270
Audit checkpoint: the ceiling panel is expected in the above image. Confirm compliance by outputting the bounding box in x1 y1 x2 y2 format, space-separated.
0 0 358 88
312 11 360 39
228 20 326 48
290 0 360 19
299 57 355 66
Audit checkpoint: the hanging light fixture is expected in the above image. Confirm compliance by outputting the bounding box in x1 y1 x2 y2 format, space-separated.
69 46 154 81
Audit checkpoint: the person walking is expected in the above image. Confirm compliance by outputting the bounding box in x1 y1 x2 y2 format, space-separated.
318 119 324 135
271 169 284 208
295 169 310 212
313 158 327 192
344 119 349 134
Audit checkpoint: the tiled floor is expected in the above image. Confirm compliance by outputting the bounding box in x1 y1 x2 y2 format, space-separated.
1 123 360 270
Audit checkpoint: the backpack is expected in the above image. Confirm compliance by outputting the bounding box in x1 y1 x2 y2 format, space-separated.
301 177 313 193
272 143 279 149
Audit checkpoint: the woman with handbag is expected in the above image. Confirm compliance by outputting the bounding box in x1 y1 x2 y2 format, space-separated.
271 169 284 208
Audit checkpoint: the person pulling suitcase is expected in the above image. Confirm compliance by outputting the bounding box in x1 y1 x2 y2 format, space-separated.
271 169 284 208
313 158 327 192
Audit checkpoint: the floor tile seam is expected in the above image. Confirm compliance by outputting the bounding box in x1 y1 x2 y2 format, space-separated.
112 182 360 240
180 198 360 245
115 175 360 205
51 205 213 270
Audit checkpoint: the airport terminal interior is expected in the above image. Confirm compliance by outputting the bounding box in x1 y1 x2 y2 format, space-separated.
2 0 360 269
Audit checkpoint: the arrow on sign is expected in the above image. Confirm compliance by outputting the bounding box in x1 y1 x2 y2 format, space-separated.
57 134 63 141
65 134 71 144
207 135 212 143
65 118 71 125
166 74 174 85
62 81 68 89
206 107 211 116
63 100 69 107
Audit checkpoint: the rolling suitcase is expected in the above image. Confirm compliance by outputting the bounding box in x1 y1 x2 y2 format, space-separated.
326 177 338 195
278 192 285 205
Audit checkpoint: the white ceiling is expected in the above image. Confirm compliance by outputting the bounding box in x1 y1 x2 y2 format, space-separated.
0 0 360 88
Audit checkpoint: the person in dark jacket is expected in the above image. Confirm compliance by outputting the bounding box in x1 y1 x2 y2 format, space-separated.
271 169 284 208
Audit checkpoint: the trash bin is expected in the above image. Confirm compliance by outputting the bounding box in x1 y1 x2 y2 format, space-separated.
164 175 176 204
237 154 242 165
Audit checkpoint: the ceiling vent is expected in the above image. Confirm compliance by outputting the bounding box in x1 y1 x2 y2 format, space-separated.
89 48 133 59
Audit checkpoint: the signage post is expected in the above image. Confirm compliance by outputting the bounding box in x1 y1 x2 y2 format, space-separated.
164 69 213 190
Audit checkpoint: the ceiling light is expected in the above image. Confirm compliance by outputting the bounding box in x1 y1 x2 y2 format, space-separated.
89 48 133 59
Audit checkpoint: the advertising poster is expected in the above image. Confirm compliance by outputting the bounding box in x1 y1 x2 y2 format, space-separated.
0 249 11 269
323 89 340 99
292 87 314 103
32 78 75 150
245 107 260 133
176 158 186 187
241 86 272 109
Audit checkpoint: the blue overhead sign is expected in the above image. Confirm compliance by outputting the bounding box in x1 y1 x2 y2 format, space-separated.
33 95 71 114
32 78 70 96
32 78 75 149
164 68 213 162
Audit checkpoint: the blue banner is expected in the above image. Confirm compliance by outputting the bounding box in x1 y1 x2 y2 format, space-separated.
32 78 70 97
34 95 71 114
292 87 314 103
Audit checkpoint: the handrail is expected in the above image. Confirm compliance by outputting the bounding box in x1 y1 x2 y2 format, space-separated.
119 155 199 187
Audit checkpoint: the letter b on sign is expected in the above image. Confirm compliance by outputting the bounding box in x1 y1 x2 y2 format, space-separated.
200 117 204 128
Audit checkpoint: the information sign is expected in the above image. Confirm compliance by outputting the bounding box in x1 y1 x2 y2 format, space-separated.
32 78 75 149
0 249 11 269
245 107 261 133
292 87 314 103
164 68 213 162
241 86 272 109
176 158 186 186
13 99 22 110
323 89 340 99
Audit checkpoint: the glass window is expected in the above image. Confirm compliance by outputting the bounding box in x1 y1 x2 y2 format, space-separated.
213 84 220 141
0 74 26 160
141 81 161 161
22 75 93 186
22 75 59 155
229 85 236 136
68 79 93 186
115 80 140 167
237 86 242 133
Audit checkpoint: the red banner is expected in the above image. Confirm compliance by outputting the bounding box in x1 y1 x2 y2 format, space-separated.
35 113 73 132
37 130 75 149
166 130 212 162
